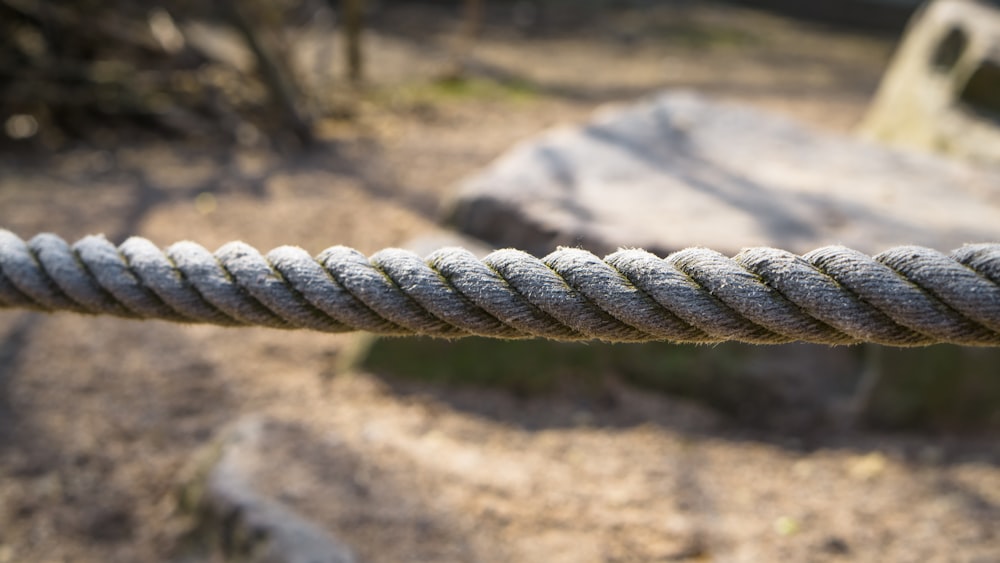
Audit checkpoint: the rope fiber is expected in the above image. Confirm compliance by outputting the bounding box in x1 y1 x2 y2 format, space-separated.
1 229 999 346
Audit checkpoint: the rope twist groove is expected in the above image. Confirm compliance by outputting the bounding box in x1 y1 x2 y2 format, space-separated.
1 229 998 346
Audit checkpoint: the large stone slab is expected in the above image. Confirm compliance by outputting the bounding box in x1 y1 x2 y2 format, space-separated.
430 95 1000 431
448 91 1000 258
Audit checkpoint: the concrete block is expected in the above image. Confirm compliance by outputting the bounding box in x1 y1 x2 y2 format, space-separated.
861 0 1000 162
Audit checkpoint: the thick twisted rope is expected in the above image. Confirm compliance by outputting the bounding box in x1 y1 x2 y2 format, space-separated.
1 229 999 346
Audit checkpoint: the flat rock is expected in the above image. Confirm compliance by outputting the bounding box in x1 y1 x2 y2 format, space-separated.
179 416 358 563
448 91 1000 257
177 414 491 562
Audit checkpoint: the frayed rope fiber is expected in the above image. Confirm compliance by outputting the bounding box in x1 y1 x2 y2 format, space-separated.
1 229 999 346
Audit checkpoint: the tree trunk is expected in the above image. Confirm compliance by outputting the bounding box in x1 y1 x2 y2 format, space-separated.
341 0 364 85
223 0 313 146
462 0 483 42
449 0 483 78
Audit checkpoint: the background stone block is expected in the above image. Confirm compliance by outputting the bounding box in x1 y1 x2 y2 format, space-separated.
861 0 1000 163
448 91 1000 258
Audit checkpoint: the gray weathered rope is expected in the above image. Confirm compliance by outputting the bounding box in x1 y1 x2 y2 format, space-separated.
1 229 999 346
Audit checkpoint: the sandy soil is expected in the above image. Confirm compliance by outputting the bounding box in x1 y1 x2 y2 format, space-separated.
1 3 998 562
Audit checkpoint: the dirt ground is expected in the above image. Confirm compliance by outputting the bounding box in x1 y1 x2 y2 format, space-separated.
1 3 998 562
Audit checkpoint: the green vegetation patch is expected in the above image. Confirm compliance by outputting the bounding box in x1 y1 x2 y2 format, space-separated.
350 337 852 424
382 75 539 109
651 22 763 49
349 337 1000 431
864 345 1000 431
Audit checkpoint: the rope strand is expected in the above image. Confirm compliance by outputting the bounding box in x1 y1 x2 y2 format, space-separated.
1 229 998 346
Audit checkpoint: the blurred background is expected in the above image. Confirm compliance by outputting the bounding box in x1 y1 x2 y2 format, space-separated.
1 1 999 562
0 0 917 159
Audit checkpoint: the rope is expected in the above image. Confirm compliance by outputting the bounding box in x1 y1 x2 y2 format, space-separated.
1 229 999 346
